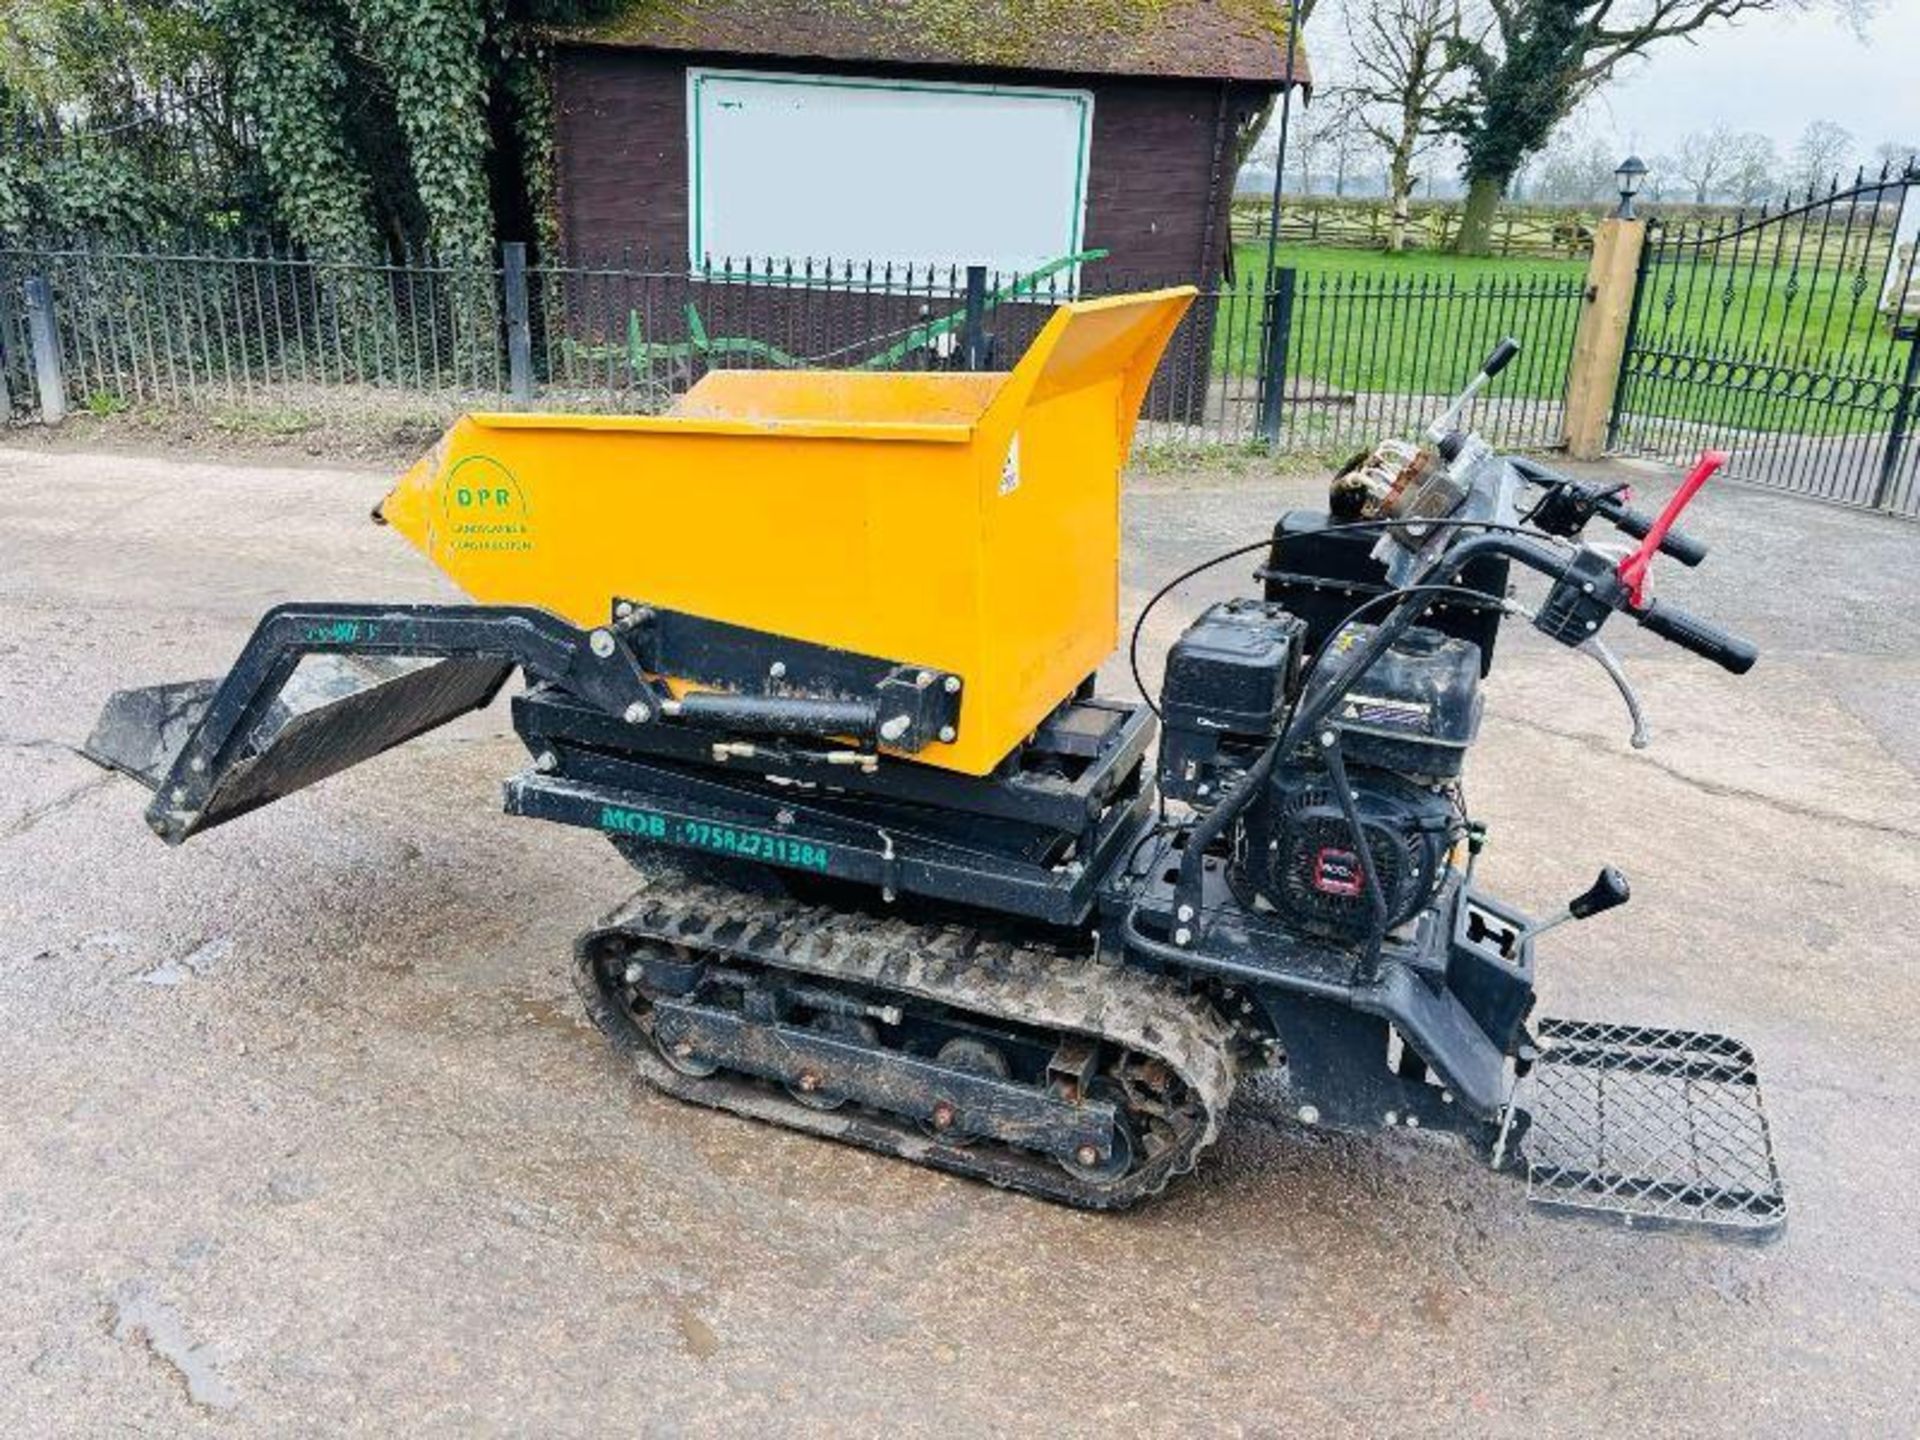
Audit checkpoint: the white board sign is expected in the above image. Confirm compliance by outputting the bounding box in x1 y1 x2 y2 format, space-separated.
687 68 1093 281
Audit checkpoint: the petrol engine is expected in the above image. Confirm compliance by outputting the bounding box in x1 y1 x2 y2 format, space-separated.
1159 602 1482 942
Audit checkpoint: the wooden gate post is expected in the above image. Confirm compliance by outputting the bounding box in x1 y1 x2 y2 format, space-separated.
1562 217 1646 460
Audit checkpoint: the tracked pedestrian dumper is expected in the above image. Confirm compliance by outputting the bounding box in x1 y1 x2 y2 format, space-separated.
87 288 1786 1235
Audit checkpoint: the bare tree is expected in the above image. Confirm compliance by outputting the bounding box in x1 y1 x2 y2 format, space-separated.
1288 101 1327 196
1872 140 1918 176
1532 127 1618 203
1641 155 1677 203
1791 119 1856 193
1232 0 1322 173
1296 89 1371 197
1672 124 1743 204
1723 132 1780 207
1344 0 1470 251
1331 97 1373 196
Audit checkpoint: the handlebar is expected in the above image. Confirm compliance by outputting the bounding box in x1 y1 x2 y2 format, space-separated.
1361 530 1756 677
1635 598 1758 674
1508 456 1708 568
1485 533 1757 676
1590 495 1710 567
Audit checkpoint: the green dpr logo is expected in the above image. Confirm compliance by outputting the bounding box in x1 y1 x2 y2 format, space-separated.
440 454 534 554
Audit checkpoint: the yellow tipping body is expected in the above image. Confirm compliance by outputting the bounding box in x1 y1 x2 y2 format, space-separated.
378 288 1195 776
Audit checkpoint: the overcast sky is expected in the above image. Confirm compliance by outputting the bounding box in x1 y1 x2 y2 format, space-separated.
1591 4 1920 161
1264 2 1920 191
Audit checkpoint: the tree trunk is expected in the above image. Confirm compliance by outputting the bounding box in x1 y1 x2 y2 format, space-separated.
1387 149 1414 254
1233 94 1275 172
1454 175 1504 256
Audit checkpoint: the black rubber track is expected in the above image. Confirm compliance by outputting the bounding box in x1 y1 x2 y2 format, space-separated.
574 874 1240 1209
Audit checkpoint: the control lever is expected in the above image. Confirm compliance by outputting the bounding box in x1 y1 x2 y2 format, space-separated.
1526 866 1631 940
1508 595 1651 747
1428 336 1519 441
1576 635 1651 748
1510 457 1708 566
1616 449 1726 605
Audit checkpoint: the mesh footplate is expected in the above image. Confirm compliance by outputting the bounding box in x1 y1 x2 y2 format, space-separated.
1520 1018 1786 1241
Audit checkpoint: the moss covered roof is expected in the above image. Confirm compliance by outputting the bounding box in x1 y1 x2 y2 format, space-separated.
551 0 1309 85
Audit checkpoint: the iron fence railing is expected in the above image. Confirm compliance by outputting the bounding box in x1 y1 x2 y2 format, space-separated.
0 272 29 417
0 241 506 409
0 239 1587 456
1247 268 1585 455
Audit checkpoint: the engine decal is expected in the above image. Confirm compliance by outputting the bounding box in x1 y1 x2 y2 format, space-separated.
1312 846 1364 897
1341 692 1433 733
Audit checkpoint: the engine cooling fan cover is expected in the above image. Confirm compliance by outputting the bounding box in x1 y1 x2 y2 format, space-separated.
1247 770 1457 939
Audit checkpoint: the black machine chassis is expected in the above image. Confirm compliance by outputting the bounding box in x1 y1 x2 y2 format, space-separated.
1106 829 1527 1146
511 682 1159 927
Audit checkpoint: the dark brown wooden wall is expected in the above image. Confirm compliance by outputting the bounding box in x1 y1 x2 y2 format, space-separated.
551 46 1267 281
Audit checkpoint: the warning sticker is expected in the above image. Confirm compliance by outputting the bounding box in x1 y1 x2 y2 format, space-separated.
998 435 1022 496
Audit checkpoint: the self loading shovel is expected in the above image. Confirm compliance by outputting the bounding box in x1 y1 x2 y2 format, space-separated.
85 302 1784 1238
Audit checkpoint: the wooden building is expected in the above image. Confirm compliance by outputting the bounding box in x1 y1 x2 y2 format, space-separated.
547 1 1307 279
539 3 1305 418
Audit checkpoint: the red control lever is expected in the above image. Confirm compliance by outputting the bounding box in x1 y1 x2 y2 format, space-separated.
1616 450 1727 607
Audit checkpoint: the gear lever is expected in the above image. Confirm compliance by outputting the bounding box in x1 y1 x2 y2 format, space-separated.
1526 866 1631 940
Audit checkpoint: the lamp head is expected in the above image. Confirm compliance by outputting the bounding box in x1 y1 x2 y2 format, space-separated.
1615 155 1649 219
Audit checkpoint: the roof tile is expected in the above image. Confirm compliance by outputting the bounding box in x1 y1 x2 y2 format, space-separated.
551 0 1309 85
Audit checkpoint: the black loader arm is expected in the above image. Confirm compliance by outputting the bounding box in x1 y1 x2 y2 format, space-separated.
84 602 662 844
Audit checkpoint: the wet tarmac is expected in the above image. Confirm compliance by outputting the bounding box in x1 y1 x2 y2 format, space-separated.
1 443 1917 1435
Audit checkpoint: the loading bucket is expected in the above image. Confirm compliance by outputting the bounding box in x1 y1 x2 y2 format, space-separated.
378 287 1196 776
86 634 515 844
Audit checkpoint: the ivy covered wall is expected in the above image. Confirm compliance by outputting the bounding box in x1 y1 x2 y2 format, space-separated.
0 0 617 255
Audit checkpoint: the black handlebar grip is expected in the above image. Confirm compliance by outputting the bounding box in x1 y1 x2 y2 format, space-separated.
1601 501 1709 567
1637 600 1758 674
1482 337 1520 378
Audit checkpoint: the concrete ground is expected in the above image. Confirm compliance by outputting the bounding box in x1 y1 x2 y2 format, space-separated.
1 441 1917 1437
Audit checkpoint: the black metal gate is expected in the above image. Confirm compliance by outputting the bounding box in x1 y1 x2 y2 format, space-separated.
1609 165 1920 516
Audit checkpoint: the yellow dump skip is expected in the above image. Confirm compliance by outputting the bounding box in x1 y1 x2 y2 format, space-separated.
379 287 1195 776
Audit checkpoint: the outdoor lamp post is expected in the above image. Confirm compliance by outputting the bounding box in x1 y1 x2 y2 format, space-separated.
1615 156 1649 219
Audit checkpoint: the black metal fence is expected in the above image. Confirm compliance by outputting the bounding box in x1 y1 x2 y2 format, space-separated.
0 242 507 411
0 239 1586 457
1610 166 1920 516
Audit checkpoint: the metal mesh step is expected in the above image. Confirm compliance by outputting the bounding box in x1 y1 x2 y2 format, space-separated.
1520 1017 1786 1241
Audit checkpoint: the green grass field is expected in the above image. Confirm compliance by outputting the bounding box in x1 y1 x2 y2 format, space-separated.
1210 241 1913 438
1209 243 1586 403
